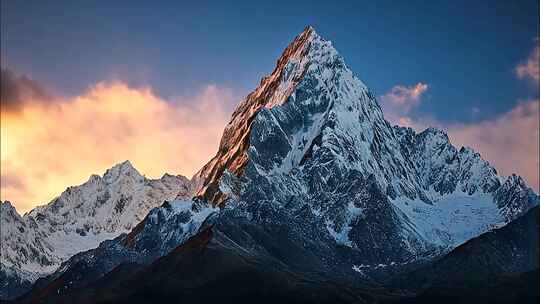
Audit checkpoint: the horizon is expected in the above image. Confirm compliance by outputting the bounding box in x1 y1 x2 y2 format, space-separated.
1 1 539 213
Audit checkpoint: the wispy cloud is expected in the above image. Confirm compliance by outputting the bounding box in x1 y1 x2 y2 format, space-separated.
379 82 429 112
1 73 235 213
379 82 431 129
515 40 539 82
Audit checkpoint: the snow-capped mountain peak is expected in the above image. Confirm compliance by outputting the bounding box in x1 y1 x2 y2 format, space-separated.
194 26 381 204
193 26 537 256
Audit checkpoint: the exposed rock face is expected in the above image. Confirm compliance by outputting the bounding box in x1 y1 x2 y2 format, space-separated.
495 174 539 221
194 27 315 204
7 27 539 302
0 161 192 300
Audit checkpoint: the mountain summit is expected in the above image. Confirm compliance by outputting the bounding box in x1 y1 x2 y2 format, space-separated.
195 26 387 204
5 27 539 302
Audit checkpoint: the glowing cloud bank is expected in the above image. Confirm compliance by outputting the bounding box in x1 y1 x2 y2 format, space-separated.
1 81 234 213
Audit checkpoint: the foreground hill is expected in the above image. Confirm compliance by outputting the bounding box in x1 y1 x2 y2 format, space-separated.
18 206 540 304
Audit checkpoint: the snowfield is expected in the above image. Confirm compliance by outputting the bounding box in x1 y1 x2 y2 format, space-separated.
392 190 505 248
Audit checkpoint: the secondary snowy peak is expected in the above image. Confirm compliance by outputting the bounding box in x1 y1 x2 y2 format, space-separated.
0 161 193 282
395 126 501 198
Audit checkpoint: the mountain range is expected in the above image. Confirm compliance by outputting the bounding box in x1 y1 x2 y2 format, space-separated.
1 26 538 303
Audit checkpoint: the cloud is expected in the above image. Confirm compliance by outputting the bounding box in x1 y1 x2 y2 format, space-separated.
379 82 428 113
515 44 539 82
1 80 235 213
1 68 51 113
379 82 430 129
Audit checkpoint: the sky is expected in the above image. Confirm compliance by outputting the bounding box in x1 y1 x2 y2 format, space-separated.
1 0 539 213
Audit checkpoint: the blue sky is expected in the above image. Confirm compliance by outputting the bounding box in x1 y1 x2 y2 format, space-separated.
1 0 539 211
2 0 538 123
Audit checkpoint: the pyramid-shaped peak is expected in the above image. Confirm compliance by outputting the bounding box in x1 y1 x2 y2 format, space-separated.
505 174 527 188
117 160 135 170
295 25 320 41
195 26 371 204
304 25 315 32
271 26 336 69
281 26 335 57
296 25 323 41
261 26 357 108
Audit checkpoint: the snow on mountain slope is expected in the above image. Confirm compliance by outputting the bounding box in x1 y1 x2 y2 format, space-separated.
391 205 540 301
0 161 192 287
394 126 501 198
391 190 504 248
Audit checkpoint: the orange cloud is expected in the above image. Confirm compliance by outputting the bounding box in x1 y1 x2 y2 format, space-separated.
1 82 234 213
